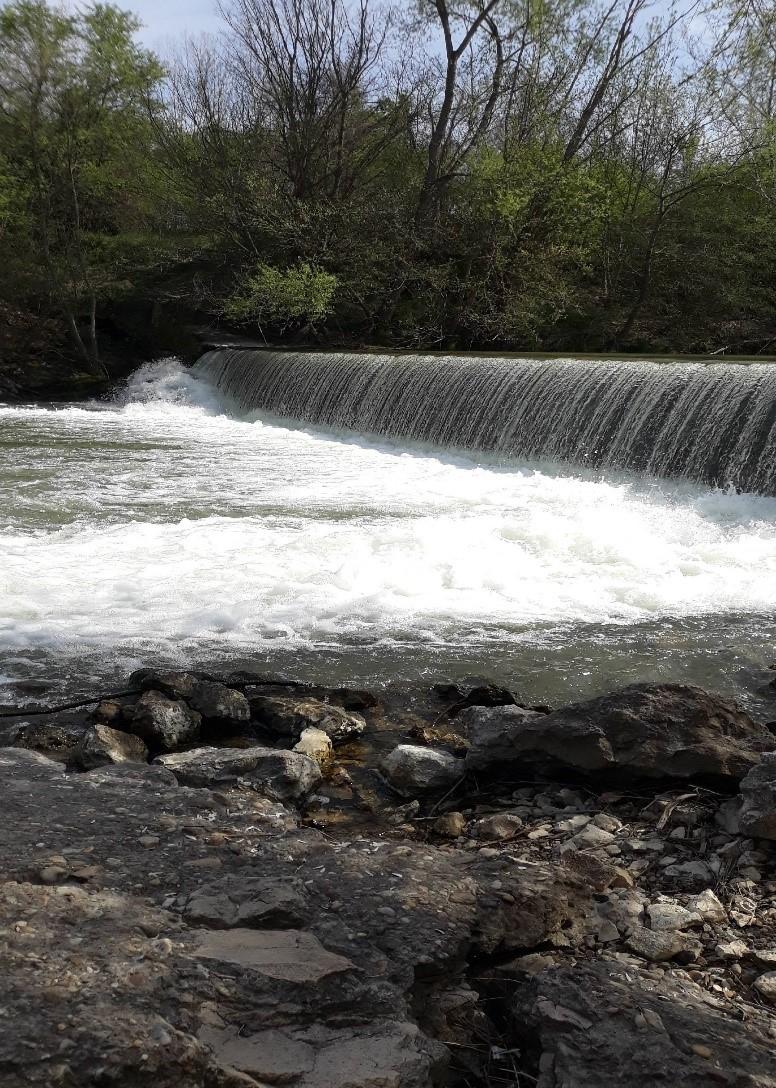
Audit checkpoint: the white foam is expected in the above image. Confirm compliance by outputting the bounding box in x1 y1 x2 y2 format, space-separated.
2 359 776 660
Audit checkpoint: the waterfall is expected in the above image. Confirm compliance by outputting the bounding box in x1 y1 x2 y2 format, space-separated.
195 349 776 494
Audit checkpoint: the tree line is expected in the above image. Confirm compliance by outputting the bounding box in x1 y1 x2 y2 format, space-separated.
0 0 774 375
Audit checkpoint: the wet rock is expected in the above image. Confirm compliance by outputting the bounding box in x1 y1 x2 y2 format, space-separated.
407 721 469 753
73 723 148 770
127 668 200 699
293 727 333 768
155 745 321 801
187 681 250 724
515 960 776 1088
463 683 771 782
250 695 366 743
130 689 201 751
14 719 86 760
738 753 776 839
381 744 463 796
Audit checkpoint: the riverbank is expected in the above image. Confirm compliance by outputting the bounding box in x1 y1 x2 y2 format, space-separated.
3 667 776 1086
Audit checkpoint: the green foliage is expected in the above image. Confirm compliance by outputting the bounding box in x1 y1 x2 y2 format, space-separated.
225 263 337 329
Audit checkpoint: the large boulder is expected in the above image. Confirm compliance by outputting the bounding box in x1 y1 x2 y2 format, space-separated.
130 689 201 751
251 695 366 744
737 752 776 839
73 723 148 770
186 680 250 725
462 684 772 783
155 745 321 801
513 959 776 1087
382 744 463 797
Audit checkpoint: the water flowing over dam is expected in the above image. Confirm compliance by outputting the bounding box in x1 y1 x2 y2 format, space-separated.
196 349 776 494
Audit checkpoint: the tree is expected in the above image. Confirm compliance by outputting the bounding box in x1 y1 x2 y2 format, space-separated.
0 1 163 374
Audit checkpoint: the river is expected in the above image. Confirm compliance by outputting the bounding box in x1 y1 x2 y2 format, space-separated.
2 357 776 713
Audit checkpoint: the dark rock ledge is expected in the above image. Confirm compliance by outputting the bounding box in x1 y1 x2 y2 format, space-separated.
1 675 776 1087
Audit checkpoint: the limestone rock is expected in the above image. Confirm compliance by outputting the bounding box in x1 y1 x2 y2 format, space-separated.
155 745 321 801
293 727 333 768
381 744 463 796
738 753 776 839
463 683 770 782
625 925 700 962
687 889 727 925
73 723 148 770
130 689 201 751
646 899 700 931
753 972 776 1005
251 695 366 743
434 811 467 837
514 960 776 1087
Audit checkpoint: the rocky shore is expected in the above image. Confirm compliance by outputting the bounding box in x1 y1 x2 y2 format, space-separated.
2 670 776 1086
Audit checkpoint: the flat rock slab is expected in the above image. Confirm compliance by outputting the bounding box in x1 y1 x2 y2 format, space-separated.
193 928 356 982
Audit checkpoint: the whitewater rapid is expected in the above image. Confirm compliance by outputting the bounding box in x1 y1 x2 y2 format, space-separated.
2 358 776 705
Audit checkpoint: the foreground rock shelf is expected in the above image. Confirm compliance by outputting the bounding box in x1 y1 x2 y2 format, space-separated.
2 673 776 1086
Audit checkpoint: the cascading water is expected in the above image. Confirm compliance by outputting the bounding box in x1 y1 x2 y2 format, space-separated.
196 349 776 494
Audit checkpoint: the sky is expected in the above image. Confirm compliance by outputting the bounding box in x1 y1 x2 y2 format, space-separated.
63 0 222 50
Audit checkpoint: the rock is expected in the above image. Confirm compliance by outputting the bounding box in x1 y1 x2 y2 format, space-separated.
155 746 321 801
646 899 699 931
462 683 771 783
184 878 309 929
716 938 749 959
514 960 776 1088
128 668 200 699
555 814 592 833
738 753 776 839
187 681 250 724
73 723 149 770
625 925 700 962
14 719 86 759
715 797 743 834
293 727 333 768
753 972 776 1004
592 812 622 832
561 824 617 852
470 813 524 840
381 744 463 796
561 852 630 892
687 888 727 925
251 695 366 743
194 927 355 982
130 690 201 751
91 699 124 726
460 704 544 771
433 812 467 837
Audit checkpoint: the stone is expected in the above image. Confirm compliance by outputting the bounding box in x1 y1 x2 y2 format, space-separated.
250 695 366 743
73 723 148 770
381 744 463 796
625 926 700 963
646 900 699 931
14 719 86 759
462 683 771 782
716 938 749 960
753 972 776 1004
293 727 333 768
128 669 199 699
687 889 727 925
187 680 250 724
193 928 355 983
592 813 622 832
561 824 617 852
514 960 776 1088
434 812 467 837
130 690 201 751
555 814 592 833
470 813 524 840
184 878 309 929
738 753 776 840
155 746 321 801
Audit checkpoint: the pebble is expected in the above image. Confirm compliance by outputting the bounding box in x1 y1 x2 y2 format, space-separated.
138 835 160 848
691 1044 712 1059
687 889 727 925
592 813 622 833
38 866 67 884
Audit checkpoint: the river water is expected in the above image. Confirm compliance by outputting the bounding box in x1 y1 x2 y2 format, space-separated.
2 358 776 713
